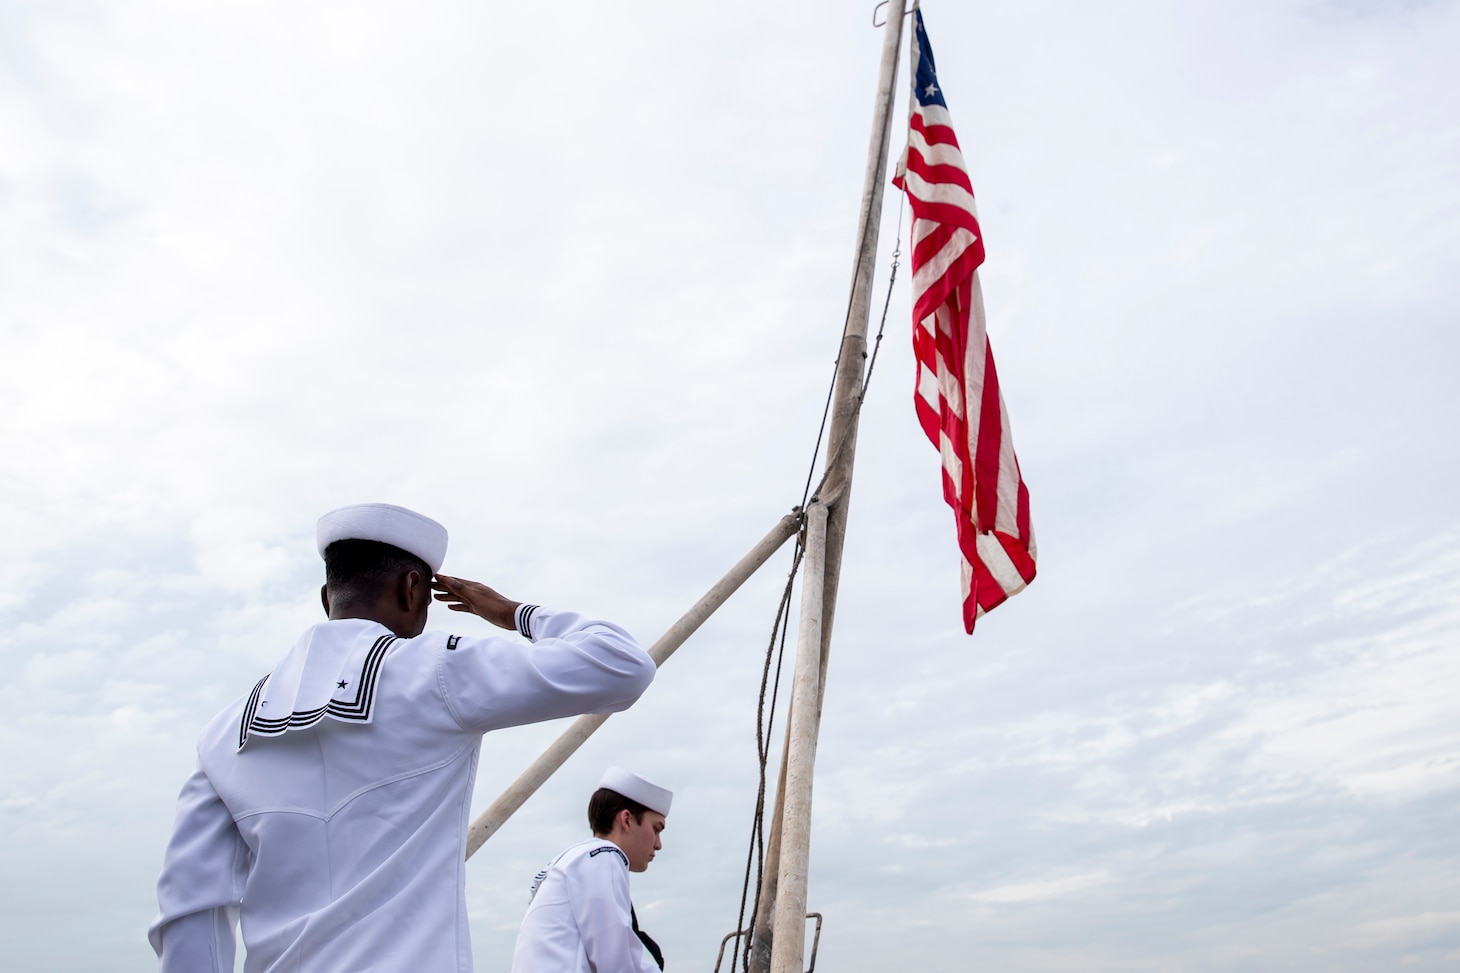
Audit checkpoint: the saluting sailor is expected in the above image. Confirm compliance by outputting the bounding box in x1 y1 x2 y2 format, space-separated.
511 768 672 973
148 503 657 973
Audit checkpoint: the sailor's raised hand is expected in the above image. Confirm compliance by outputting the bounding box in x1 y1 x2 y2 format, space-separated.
431 575 521 631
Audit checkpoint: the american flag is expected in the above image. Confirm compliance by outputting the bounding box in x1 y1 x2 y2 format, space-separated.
893 9 1036 632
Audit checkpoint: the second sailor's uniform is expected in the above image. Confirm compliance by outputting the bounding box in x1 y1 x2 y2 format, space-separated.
512 836 662 973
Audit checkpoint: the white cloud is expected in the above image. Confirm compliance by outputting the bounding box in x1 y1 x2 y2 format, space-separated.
972 871 1114 904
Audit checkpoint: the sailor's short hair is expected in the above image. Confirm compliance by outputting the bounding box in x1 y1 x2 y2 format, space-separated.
587 787 652 836
324 538 431 600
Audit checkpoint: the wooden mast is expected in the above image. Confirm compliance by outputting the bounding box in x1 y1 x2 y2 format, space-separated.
754 4 908 971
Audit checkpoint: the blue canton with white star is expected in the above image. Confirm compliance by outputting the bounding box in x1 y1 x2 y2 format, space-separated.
912 10 947 109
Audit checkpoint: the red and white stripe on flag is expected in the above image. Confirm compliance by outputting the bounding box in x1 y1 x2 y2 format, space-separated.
893 10 1036 632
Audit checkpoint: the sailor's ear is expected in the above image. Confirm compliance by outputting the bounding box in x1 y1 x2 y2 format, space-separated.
321 584 330 616
402 569 429 610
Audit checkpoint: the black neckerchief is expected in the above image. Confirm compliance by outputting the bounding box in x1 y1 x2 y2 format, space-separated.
630 906 664 971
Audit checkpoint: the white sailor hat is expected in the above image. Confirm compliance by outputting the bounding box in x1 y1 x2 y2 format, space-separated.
598 767 672 817
316 502 449 574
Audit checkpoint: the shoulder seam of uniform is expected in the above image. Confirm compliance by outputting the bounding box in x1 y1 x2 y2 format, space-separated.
435 649 471 731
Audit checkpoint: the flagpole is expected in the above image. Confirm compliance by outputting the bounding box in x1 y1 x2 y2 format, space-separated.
813 0 907 700
754 3 908 969
465 511 802 859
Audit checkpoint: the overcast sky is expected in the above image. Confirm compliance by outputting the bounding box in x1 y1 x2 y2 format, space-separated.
2 0 1458 970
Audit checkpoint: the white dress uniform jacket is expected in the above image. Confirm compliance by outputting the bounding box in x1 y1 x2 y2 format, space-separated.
511 837 661 973
149 607 655 973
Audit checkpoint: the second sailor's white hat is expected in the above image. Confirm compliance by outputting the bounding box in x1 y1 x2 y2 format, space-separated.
598 767 673 816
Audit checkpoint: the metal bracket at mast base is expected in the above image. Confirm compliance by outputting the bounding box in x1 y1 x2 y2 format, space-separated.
714 914 824 973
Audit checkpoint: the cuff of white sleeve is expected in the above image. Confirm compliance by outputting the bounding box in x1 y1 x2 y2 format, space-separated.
515 604 542 640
